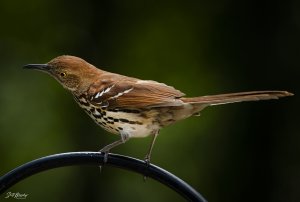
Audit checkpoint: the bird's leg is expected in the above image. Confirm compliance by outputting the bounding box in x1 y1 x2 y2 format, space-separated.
144 130 159 166
143 130 159 181
99 131 130 163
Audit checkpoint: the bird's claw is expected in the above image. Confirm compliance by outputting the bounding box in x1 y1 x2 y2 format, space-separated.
101 151 109 163
143 156 151 181
144 158 150 167
99 149 109 172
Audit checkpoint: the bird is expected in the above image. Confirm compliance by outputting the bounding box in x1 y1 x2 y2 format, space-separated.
24 55 293 164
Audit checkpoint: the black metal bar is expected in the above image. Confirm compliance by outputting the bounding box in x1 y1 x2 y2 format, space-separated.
0 152 207 202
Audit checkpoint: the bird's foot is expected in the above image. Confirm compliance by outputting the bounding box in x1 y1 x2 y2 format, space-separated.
100 150 109 163
144 155 151 167
143 155 151 181
98 149 110 172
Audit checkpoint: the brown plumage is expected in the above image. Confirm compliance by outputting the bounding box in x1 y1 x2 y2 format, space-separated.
24 55 293 163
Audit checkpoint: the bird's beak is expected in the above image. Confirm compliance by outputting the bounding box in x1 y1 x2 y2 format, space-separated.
23 64 51 71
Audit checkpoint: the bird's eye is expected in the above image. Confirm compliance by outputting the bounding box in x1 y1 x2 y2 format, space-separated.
60 72 67 77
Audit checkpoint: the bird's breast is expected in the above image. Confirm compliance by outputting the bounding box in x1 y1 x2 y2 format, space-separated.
73 95 161 138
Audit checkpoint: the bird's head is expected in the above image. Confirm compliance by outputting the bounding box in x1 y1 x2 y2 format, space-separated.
24 55 101 94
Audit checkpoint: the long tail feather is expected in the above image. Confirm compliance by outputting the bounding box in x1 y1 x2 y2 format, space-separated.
181 91 293 106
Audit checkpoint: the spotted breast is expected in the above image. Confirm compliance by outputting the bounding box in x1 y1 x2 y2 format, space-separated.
73 93 161 138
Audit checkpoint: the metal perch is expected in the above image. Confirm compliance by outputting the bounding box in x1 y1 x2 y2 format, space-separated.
0 152 207 202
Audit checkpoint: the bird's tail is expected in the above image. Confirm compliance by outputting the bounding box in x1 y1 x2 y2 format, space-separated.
159 91 292 127
180 90 293 113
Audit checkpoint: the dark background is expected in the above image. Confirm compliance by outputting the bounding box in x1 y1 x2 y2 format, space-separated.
0 1 299 202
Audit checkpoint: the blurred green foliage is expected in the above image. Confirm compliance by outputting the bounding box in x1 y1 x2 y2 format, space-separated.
0 1 298 202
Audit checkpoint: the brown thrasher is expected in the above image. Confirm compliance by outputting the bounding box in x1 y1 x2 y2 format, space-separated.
24 55 293 163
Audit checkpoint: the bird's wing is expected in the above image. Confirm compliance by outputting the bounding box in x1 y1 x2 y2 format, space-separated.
88 77 185 109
